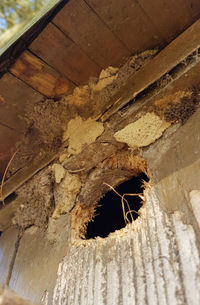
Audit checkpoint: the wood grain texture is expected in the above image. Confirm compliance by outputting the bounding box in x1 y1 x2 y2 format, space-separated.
10 51 74 98
138 0 200 42
53 0 130 68
29 22 101 85
85 0 165 52
0 73 43 131
52 188 200 305
101 18 200 121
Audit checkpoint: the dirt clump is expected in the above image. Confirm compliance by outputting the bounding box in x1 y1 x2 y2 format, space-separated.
7 99 68 177
164 89 200 124
13 168 54 229
62 50 157 119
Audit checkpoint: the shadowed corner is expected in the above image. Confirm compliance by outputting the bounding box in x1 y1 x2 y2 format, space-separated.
86 172 149 239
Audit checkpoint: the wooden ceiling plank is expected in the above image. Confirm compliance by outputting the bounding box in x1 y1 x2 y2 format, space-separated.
53 0 131 68
10 51 74 98
0 73 43 132
85 0 166 53
138 0 200 43
29 22 101 85
101 18 200 121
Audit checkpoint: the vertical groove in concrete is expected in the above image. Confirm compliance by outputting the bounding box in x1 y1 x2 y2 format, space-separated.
6 231 22 285
53 187 200 305
0 227 19 285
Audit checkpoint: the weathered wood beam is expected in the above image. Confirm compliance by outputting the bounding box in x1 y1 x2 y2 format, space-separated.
10 51 75 97
101 17 200 122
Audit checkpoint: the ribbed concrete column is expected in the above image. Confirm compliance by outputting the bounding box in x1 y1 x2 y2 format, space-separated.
53 188 200 305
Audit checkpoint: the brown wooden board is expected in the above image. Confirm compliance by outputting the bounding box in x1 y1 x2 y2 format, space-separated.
0 73 43 131
10 51 74 98
138 0 200 42
53 0 130 68
85 0 165 53
29 22 101 85
101 18 200 121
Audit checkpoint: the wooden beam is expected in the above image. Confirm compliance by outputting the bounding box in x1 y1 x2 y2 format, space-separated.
101 18 200 121
10 51 74 97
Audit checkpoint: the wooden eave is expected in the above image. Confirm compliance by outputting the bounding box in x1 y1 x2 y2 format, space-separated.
1 0 200 214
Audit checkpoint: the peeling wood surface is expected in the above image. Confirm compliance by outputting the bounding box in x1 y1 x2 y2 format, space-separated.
101 18 200 121
53 188 200 305
10 51 74 97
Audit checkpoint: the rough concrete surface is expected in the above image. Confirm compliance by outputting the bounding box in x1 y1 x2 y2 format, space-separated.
144 106 200 219
0 227 19 284
9 215 70 305
189 190 200 228
53 188 200 305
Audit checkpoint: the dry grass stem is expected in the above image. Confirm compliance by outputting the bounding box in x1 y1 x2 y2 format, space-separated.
103 182 144 225
0 149 18 206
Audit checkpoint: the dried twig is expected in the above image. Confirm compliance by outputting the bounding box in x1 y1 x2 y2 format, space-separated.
0 149 18 206
103 182 143 225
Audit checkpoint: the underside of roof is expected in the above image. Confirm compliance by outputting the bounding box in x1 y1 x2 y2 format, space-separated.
1 0 200 203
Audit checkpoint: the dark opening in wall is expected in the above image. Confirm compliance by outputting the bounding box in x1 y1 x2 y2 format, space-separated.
86 172 149 239
0 192 17 206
